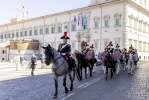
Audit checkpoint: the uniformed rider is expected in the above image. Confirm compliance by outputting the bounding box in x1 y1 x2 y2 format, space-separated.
81 42 90 57
107 41 114 54
114 43 121 53
57 30 74 70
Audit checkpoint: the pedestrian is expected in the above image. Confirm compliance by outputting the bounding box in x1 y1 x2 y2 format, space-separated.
31 54 37 76
20 55 24 65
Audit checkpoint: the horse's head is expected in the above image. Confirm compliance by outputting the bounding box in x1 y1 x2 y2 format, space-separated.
42 44 54 66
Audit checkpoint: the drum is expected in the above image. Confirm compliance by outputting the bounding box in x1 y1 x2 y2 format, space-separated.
86 51 95 60
113 51 121 59
98 52 106 61
133 54 138 61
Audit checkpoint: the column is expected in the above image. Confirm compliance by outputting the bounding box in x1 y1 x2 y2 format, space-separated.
122 4 128 49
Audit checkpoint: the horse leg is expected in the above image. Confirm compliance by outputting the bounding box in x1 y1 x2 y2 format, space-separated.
93 63 96 73
105 66 108 80
63 74 69 93
111 67 113 79
130 61 133 75
80 66 83 81
89 64 92 77
103 66 106 74
53 78 58 99
85 67 87 79
68 73 74 91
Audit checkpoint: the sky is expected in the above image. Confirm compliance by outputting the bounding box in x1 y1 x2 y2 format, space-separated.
0 0 90 25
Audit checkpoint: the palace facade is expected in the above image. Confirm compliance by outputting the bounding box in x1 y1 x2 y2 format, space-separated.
0 0 149 61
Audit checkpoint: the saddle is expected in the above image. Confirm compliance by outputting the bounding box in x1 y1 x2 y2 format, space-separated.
61 55 75 70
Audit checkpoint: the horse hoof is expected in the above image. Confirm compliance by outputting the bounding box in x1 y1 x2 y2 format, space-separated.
53 96 57 99
65 90 69 93
128 73 130 74
70 87 73 91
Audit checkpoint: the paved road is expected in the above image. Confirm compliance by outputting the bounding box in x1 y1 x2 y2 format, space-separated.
0 61 149 100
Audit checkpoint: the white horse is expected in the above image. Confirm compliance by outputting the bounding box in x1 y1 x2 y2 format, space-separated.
42 44 80 99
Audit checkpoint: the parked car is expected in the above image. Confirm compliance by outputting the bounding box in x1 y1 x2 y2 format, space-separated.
95 55 102 66
96 59 102 66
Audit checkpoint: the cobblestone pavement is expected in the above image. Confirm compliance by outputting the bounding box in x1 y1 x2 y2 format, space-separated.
0 62 149 100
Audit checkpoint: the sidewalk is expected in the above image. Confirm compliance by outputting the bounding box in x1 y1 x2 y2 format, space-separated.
0 69 52 81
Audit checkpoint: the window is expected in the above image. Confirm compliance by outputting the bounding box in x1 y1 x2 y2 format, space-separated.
105 20 109 27
134 40 137 49
83 16 87 29
40 29 43 34
5 34 7 38
57 26 62 33
134 19 138 29
115 18 120 26
24 31 27 36
39 43 43 50
1 34 3 39
95 21 98 29
148 25 149 34
114 39 120 47
16 32 19 37
50 42 55 48
103 40 109 49
2 50 5 54
29 30 32 36
34 30 37 35
20 32 23 37
129 18 133 27
8 33 10 38
139 41 142 52
64 25 68 30
143 42 146 52
71 24 76 31
94 41 98 49
51 27 55 33
12 33 14 38
139 21 141 30
71 41 75 49
143 23 146 32
128 39 132 47
45 42 49 46
148 43 149 53
45 28 49 34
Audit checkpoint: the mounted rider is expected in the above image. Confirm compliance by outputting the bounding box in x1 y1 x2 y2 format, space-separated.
107 41 114 54
81 42 90 57
127 45 135 74
57 30 75 70
114 43 122 53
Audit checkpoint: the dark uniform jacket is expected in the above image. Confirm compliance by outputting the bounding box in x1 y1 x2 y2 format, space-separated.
57 43 71 55
82 48 89 55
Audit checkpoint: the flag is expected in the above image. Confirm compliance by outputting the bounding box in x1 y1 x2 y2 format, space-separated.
74 16 77 23
22 2 24 8
78 15 80 26
82 15 84 26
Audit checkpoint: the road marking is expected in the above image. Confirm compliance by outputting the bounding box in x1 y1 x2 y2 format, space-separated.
82 76 105 88
59 75 105 100
61 92 76 100
77 75 105 89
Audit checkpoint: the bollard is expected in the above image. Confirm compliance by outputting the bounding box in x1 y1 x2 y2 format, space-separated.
16 62 20 71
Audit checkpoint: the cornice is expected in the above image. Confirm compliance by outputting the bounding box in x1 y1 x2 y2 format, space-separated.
128 0 149 15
